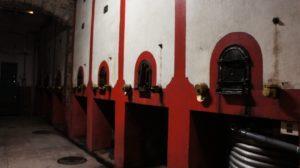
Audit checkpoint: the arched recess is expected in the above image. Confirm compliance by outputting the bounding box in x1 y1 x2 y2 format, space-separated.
210 32 263 92
98 61 110 87
134 51 157 89
77 66 84 87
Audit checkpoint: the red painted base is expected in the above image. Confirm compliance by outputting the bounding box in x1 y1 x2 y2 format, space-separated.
51 93 66 127
86 96 115 151
40 90 53 118
68 94 87 141
111 80 127 168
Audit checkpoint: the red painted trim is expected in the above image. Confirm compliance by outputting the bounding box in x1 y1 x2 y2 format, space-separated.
99 61 110 86
93 61 112 100
86 0 97 151
112 0 127 167
210 32 263 91
118 0 126 81
131 90 162 106
134 51 157 88
69 95 87 139
174 0 186 78
87 97 114 151
89 0 96 82
164 0 190 168
124 51 162 106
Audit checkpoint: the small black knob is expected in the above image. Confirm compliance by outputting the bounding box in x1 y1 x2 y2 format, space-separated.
272 17 280 25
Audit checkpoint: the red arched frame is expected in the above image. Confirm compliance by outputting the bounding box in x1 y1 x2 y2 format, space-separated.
134 51 157 88
98 61 110 86
210 32 263 92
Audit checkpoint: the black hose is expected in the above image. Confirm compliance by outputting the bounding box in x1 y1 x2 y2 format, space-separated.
232 128 300 155
229 130 299 168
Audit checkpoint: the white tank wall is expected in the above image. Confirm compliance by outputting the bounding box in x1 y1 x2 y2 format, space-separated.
186 0 300 89
92 0 120 87
73 0 92 86
124 0 175 88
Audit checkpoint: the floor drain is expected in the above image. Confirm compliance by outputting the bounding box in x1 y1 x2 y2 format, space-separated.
57 156 87 165
32 130 52 134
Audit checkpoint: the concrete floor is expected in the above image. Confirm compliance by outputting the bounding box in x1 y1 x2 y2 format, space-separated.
0 117 106 168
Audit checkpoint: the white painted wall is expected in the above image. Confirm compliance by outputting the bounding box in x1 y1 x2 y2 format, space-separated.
92 0 120 87
124 0 175 88
73 0 92 86
187 0 300 89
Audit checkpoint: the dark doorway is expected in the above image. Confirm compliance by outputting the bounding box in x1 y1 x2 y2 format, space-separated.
0 62 19 115
125 103 168 168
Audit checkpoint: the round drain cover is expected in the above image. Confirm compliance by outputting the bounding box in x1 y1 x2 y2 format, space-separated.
32 130 52 134
57 156 87 165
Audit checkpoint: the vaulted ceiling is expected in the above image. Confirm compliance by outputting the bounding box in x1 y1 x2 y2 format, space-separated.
0 0 75 26
0 8 51 35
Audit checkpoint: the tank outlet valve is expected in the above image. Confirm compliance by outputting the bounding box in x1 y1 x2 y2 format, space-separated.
100 84 111 92
150 85 162 93
195 83 210 103
122 84 132 96
263 84 280 98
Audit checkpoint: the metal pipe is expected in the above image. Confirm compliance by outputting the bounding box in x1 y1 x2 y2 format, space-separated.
232 128 300 155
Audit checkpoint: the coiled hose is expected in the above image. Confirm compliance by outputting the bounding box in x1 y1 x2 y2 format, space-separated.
229 129 299 168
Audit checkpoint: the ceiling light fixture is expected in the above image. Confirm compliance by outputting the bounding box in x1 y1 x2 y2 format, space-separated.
27 10 34 15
